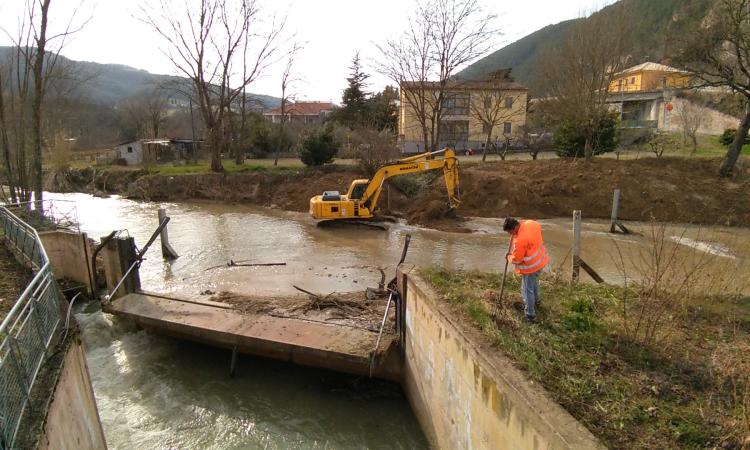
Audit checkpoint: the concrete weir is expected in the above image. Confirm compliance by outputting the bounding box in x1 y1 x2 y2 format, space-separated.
101 235 603 448
103 291 401 380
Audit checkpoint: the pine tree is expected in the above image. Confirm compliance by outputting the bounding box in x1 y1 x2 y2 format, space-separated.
340 52 370 126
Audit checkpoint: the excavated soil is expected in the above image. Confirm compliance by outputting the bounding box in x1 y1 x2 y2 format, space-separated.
211 290 396 335
66 157 750 230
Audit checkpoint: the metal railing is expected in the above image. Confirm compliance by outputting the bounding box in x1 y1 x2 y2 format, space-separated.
0 206 63 450
3 199 79 233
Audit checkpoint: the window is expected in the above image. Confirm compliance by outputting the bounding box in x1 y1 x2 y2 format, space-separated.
483 96 492 109
440 120 469 144
504 97 514 108
503 122 512 134
127 146 133 153
442 93 470 115
482 123 491 134
631 77 636 84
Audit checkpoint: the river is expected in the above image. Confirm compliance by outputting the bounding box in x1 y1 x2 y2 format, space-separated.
48 192 749 449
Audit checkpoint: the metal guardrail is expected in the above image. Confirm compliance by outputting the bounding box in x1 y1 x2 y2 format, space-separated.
0 206 63 450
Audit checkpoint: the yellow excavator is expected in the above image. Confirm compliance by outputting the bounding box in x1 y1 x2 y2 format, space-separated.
309 148 460 221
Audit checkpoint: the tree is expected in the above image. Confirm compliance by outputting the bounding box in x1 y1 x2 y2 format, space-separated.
143 0 284 172
0 0 88 204
675 101 704 157
348 127 399 176
121 90 169 139
554 113 618 158
299 125 339 166
367 85 399 131
275 42 302 166
468 81 526 162
537 8 627 161
337 52 370 127
378 0 496 151
678 0 750 176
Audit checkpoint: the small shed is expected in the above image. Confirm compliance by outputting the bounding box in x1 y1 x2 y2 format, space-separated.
114 139 175 166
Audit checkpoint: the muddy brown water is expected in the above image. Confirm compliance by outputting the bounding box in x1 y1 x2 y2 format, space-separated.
48 192 750 449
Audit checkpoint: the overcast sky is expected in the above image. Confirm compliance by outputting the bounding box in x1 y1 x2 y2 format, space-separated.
0 0 604 103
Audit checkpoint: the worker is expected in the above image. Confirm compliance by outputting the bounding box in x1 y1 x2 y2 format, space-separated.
503 217 549 323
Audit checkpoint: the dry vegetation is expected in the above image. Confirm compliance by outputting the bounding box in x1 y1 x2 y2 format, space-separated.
424 229 750 449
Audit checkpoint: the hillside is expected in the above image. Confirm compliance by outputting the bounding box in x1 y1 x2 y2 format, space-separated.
0 46 281 108
458 0 713 92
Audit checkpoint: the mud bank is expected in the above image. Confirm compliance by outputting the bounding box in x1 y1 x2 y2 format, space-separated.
64 158 749 228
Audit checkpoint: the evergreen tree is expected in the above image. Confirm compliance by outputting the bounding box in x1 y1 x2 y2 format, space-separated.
339 52 370 126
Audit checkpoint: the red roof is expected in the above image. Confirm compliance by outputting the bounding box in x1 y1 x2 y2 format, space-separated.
264 101 334 116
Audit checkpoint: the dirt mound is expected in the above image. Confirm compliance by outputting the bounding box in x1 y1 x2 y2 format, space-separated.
394 157 750 227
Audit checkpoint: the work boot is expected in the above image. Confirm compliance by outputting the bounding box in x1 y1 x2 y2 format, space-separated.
524 315 537 324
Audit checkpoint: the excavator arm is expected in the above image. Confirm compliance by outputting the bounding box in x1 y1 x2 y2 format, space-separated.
309 148 460 221
360 149 461 213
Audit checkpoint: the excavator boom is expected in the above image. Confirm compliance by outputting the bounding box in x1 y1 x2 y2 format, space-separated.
309 148 460 221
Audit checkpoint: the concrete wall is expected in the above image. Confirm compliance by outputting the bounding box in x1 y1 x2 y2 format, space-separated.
399 266 603 450
37 339 107 450
663 97 741 136
39 230 95 295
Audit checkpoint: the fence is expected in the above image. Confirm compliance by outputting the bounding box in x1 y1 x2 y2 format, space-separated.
0 206 64 450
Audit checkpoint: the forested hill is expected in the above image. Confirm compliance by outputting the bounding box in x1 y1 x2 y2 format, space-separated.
457 0 714 93
0 46 280 108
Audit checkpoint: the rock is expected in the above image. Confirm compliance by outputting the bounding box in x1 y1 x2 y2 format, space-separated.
200 289 215 295
646 406 657 418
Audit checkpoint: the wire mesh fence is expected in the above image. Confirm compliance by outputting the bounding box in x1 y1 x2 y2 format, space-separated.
0 206 64 450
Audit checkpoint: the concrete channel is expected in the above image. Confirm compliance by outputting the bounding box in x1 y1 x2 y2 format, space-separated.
38 192 750 448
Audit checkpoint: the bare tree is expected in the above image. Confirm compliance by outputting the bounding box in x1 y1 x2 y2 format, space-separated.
678 0 750 176
121 91 169 139
537 8 627 161
143 0 284 172
675 101 704 157
378 0 496 152
469 86 526 162
0 0 89 203
275 42 301 166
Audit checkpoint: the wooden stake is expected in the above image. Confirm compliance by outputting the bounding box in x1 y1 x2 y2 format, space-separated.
572 210 604 284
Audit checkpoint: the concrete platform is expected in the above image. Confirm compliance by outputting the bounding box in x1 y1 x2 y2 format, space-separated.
103 292 401 380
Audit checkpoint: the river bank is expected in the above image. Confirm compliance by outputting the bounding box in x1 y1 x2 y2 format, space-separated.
424 267 750 450
57 157 749 231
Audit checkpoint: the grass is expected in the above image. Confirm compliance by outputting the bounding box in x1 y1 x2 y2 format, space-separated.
423 267 750 450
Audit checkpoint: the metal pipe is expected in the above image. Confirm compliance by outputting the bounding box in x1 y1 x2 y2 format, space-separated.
369 291 394 378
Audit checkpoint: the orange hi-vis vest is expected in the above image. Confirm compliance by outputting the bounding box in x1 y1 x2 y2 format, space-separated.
510 220 549 275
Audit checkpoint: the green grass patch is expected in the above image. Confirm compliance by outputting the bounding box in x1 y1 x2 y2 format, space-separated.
422 267 750 450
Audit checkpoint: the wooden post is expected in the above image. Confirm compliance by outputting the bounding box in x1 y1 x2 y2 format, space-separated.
572 210 581 282
609 189 620 233
609 189 630 234
571 210 605 284
158 208 178 260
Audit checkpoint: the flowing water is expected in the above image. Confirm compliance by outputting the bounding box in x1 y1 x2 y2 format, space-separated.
47 192 750 449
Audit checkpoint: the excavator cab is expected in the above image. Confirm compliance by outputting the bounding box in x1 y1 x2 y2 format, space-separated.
347 180 369 200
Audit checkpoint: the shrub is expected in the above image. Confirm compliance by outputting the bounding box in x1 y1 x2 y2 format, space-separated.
554 113 618 157
299 126 340 166
718 128 750 146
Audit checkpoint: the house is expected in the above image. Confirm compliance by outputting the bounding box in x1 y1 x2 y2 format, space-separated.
606 62 692 129
263 101 334 125
113 139 201 166
398 80 528 153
